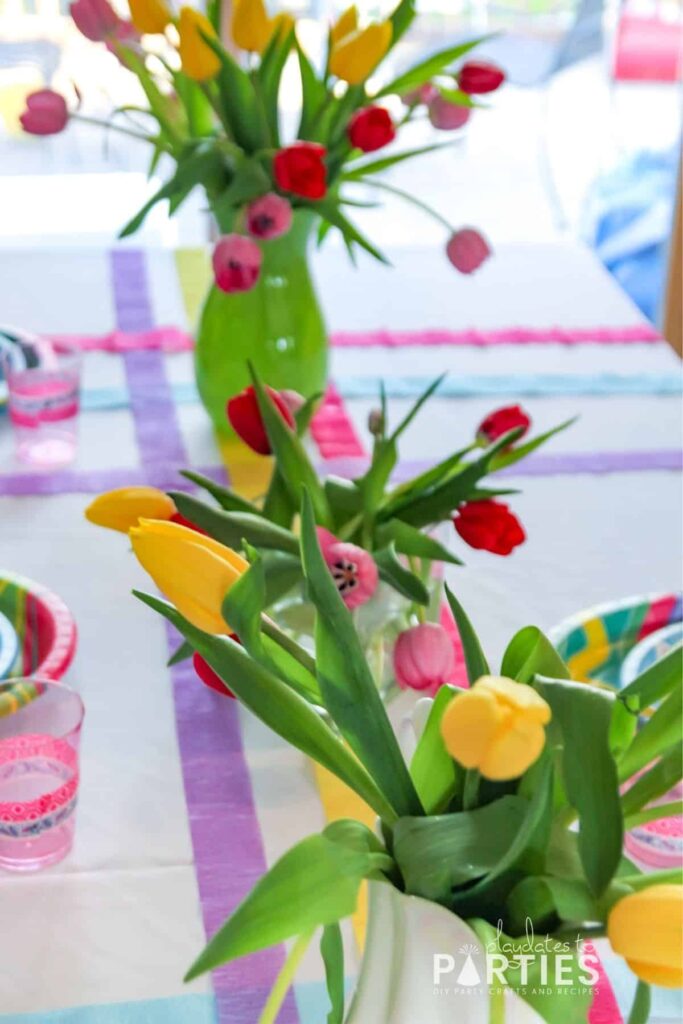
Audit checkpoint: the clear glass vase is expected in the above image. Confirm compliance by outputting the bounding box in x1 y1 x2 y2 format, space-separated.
194 210 329 435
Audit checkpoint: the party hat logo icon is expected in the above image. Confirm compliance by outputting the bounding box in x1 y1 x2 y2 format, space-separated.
456 944 481 987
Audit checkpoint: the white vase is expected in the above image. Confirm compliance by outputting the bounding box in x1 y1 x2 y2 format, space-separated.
344 881 545 1024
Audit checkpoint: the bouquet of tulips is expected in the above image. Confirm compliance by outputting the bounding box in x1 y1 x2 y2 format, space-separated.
86 367 573 697
21 0 506 283
124 492 682 1023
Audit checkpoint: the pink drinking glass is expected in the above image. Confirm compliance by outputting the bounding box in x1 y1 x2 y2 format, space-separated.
0 678 84 871
2 343 81 469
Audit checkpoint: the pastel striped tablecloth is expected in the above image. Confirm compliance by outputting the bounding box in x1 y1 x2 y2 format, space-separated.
0 242 681 1024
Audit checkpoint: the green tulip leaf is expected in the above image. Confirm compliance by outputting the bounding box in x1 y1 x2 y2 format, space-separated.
620 742 683 816
490 417 577 471
536 676 623 895
409 684 461 813
618 684 683 781
375 519 463 566
619 644 682 712
299 492 423 819
444 585 490 684
185 831 381 979
320 922 345 1024
134 591 398 824
393 795 528 902
500 626 570 683
180 470 262 515
170 492 300 555
375 36 492 99
373 544 430 605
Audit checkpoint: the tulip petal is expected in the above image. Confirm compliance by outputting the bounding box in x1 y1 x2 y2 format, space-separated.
479 719 546 781
608 885 683 980
478 675 551 724
85 486 176 533
440 689 506 769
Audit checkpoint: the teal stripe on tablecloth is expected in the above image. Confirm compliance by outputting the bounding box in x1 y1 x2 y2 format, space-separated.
0 994 217 1024
78 372 682 412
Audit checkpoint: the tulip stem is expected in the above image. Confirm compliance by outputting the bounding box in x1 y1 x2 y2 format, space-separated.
257 928 315 1024
261 616 317 676
362 177 454 232
619 867 683 890
627 981 651 1024
72 113 158 143
463 769 480 810
624 799 683 829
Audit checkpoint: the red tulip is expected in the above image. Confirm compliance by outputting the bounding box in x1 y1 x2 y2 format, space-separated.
212 234 262 294
428 95 471 131
70 0 121 39
454 500 526 556
273 142 327 200
393 623 455 695
192 651 235 698
247 193 293 240
458 60 505 95
477 405 531 446
446 228 491 274
226 384 295 454
20 90 69 136
347 106 396 153
170 512 208 535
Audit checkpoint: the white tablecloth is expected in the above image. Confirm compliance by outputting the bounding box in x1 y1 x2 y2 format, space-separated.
0 241 680 1023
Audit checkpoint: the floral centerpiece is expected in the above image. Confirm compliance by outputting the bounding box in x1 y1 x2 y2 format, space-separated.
21 0 506 430
86 367 573 699
121 492 682 1023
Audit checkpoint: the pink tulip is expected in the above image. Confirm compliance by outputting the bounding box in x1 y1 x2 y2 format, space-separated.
428 95 471 131
20 90 69 136
212 234 262 293
393 622 456 694
280 389 306 417
402 83 438 106
446 228 491 274
316 527 378 610
247 193 293 241
70 0 120 40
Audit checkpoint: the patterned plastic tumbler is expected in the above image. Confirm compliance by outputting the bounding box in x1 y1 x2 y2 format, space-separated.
0 678 84 871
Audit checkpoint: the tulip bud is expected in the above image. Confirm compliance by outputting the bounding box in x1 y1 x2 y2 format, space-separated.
246 193 293 241
212 234 262 294
231 0 271 53
393 623 455 694
85 486 176 533
367 408 384 437
440 675 551 780
128 0 172 34
70 0 121 40
192 651 235 698
477 405 531 446
453 499 525 556
226 384 295 455
446 228 491 275
329 21 392 85
20 90 69 136
130 519 248 634
330 4 357 45
428 95 470 131
458 60 505 95
178 6 221 81
607 885 683 988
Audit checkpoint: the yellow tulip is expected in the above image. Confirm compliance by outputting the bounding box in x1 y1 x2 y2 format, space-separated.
231 0 271 52
330 4 357 45
608 885 683 988
440 675 551 781
130 519 248 634
129 0 173 34
269 10 295 43
329 20 392 85
178 6 221 81
85 486 176 534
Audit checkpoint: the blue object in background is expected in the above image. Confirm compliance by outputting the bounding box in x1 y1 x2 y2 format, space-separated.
586 147 679 323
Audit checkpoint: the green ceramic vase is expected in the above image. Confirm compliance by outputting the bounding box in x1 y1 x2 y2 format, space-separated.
195 210 329 435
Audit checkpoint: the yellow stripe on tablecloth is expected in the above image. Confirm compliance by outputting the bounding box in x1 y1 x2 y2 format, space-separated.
174 248 211 329
313 763 375 951
566 617 610 682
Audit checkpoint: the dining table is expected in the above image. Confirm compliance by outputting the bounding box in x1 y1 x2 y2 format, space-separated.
0 239 681 1024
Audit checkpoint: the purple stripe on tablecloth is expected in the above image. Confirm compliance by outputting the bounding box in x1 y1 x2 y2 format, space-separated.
110 250 189 485
0 464 228 497
110 250 297 1022
168 631 298 1024
317 449 683 480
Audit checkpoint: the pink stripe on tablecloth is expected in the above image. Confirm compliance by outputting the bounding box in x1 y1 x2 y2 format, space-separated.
46 323 663 353
310 384 365 458
586 944 624 1023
